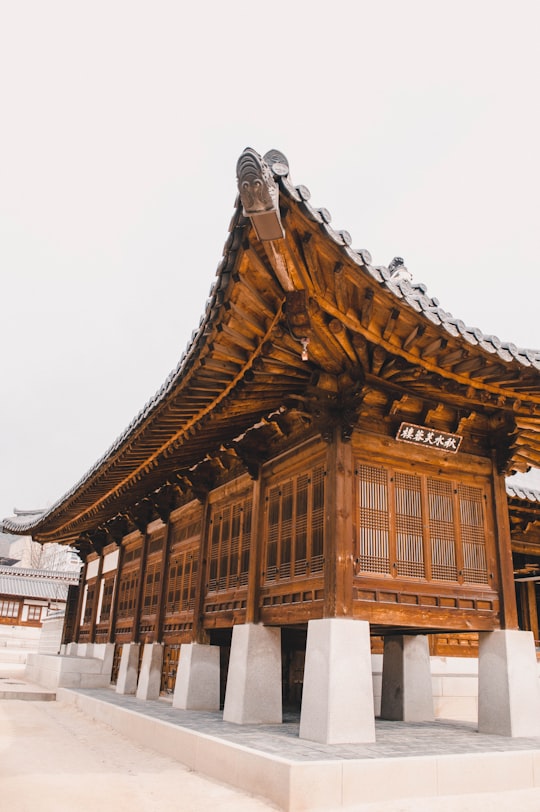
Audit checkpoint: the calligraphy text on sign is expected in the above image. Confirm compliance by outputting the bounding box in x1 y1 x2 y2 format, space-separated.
396 422 463 453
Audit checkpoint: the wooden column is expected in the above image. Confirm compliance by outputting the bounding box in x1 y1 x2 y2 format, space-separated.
192 494 212 644
133 530 150 643
491 452 518 629
519 581 539 643
88 554 104 643
155 516 174 643
324 428 354 617
245 469 264 624
107 543 124 644
73 560 88 643
528 582 539 643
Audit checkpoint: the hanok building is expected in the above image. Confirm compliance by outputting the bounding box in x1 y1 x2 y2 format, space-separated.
4 148 540 742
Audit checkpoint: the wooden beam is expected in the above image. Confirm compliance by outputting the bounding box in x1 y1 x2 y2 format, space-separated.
301 232 325 295
360 289 374 329
382 308 400 341
402 324 425 352
328 319 358 365
244 247 285 297
334 263 350 314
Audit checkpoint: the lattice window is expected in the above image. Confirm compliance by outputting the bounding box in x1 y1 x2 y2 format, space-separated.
117 569 139 618
99 575 115 623
0 600 20 619
142 561 161 612
27 605 42 622
264 464 325 583
356 462 490 585
83 582 96 623
207 495 252 593
395 472 424 578
166 546 199 613
459 484 488 584
428 478 457 581
358 465 390 574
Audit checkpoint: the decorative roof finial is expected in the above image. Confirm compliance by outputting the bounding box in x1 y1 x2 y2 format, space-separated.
236 148 285 241
388 256 412 282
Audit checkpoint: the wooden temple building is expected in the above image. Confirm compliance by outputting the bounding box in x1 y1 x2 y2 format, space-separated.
4 147 540 742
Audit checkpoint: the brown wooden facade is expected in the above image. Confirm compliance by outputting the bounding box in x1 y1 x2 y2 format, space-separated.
5 147 540 691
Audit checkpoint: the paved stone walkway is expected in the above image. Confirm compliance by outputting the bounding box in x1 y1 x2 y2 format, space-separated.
75 686 540 762
4 666 540 811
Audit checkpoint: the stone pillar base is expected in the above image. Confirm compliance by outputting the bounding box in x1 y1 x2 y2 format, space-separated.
116 643 140 695
136 643 163 700
93 642 115 681
173 642 220 711
299 618 375 744
223 624 282 724
380 635 434 722
478 629 540 737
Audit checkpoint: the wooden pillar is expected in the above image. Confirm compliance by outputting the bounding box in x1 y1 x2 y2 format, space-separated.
133 530 150 643
519 581 539 643
88 554 104 643
491 452 518 629
192 494 212 644
528 582 539 643
107 543 124 644
324 429 354 618
245 470 264 624
155 516 173 643
73 561 88 643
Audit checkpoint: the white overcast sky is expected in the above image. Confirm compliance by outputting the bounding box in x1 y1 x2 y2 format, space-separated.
1 0 539 521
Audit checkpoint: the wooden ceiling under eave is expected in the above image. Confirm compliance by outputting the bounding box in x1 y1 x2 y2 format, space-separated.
5 146 540 543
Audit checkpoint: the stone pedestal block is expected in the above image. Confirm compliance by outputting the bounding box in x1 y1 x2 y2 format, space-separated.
223 624 282 724
380 635 434 722
478 629 540 737
173 642 220 711
299 618 376 744
93 642 115 680
116 643 140 695
136 643 163 700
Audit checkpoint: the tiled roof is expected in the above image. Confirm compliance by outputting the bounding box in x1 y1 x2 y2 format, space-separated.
280 174 540 368
506 483 540 503
0 566 79 600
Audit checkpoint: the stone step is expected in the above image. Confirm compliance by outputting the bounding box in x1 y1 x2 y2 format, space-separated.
0 688 56 701
0 675 56 701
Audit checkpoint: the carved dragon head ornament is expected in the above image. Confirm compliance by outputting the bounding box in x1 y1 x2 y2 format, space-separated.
236 147 284 240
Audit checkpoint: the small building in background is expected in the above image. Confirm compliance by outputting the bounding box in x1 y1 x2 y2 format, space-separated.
0 510 80 651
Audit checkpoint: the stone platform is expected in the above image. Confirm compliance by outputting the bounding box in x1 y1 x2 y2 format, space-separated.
57 685 540 811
